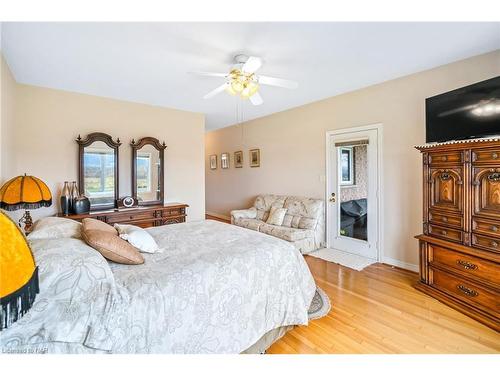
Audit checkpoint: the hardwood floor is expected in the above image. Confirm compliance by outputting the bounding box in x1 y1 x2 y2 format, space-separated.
268 256 500 354
206 214 230 223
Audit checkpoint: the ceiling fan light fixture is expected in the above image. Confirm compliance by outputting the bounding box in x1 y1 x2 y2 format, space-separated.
225 84 237 96
231 80 244 93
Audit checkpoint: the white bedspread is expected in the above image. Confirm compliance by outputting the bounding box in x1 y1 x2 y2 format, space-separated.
0 220 316 354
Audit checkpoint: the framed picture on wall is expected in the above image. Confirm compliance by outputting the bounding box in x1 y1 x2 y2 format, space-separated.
249 149 260 167
234 151 243 168
210 154 217 170
221 153 230 169
340 147 354 185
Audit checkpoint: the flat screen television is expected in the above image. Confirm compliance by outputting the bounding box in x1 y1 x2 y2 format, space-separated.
426 76 500 143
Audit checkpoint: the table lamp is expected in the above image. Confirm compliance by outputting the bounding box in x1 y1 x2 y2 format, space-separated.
0 211 39 330
0 174 52 233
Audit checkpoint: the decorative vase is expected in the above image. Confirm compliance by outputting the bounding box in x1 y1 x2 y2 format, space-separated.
60 181 71 216
73 195 91 214
70 181 79 213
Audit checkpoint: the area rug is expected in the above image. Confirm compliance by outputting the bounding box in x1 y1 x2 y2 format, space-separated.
308 287 331 320
308 248 376 271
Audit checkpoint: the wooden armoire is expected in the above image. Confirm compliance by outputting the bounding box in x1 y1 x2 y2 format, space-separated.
415 138 500 331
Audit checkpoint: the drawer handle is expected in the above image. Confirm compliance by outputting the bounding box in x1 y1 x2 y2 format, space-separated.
457 285 478 297
442 217 448 222
491 225 498 232
492 152 498 159
456 260 477 270
441 156 447 161
129 216 133 220
441 230 447 235
491 241 498 248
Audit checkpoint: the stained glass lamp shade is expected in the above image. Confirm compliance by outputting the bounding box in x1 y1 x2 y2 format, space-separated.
0 211 39 330
0 174 52 232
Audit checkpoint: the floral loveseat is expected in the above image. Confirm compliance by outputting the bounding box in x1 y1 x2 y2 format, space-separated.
230 194 325 254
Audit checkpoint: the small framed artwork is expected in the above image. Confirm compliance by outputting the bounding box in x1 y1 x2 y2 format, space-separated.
221 153 230 169
210 154 217 170
234 151 243 168
340 147 354 185
249 149 260 167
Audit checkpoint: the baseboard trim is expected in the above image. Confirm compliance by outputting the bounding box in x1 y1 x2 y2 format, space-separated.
206 211 231 221
382 257 419 272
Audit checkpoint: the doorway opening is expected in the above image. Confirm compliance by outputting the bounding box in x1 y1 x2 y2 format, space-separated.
325 124 382 261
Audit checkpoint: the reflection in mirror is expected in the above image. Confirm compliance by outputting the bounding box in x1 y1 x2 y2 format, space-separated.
84 141 115 207
136 144 161 203
338 143 368 241
77 133 121 211
131 137 166 206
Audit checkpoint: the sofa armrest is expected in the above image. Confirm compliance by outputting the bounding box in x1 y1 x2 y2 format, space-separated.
230 207 257 223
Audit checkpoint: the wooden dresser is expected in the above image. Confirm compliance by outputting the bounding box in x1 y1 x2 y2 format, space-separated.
415 139 500 331
60 203 188 228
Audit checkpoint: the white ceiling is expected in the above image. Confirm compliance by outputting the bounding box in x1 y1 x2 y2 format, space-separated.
1 22 499 130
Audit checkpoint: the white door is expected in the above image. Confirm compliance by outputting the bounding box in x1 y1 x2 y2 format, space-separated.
326 126 380 260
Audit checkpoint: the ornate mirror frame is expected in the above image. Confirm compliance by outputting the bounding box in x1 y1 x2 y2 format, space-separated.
131 137 167 206
76 132 121 211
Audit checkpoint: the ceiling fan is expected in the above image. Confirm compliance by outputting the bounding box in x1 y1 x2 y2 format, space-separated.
191 54 298 106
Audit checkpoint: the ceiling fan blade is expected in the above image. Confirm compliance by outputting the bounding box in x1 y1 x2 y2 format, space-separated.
203 83 228 99
242 56 262 74
190 71 228 78
258 75 298 89
250 92 263 106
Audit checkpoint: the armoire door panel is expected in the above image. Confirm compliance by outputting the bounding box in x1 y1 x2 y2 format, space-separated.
428 167 464 214
472 166 500 219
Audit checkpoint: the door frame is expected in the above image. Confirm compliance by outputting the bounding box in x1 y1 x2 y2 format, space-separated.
325 123 384 261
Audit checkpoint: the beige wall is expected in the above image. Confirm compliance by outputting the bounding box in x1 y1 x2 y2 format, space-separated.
1 55 206 222
206 50 500 269
1 56 16 181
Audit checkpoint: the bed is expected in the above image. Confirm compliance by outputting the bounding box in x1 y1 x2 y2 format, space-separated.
0 220 316 354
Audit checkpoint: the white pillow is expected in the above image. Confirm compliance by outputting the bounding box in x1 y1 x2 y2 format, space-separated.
266 207 288 226
114 224 160 253
28 217 82 240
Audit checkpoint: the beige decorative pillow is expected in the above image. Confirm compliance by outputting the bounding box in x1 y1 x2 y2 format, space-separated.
82 218 117 235
29 217 82 240
82 229 144 265
266 207 288 226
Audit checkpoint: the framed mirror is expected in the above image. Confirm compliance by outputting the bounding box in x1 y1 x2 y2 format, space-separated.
131 137 166 206
77 132 121 211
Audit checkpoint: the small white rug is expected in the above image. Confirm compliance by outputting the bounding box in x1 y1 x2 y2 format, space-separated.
308 248 376 271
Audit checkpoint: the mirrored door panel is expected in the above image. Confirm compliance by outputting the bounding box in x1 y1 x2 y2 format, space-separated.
338 144 368 241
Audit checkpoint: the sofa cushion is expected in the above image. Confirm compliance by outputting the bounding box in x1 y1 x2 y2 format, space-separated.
266 207 287 226
259 223 314 242
254 195 286 221
234 218 264 231
282 196 323 230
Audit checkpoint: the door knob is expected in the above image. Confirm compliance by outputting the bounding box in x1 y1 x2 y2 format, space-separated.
329 192 336 203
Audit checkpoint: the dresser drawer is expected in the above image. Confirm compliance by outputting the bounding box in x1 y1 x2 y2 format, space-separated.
429 245 500 286
428 224 464 244
428 151 464 165
472 217 500 238
106 210 154 224
472 233 500 254
472 147 500 164
163 208 184 216
430 268 500 317
429 210 463 230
